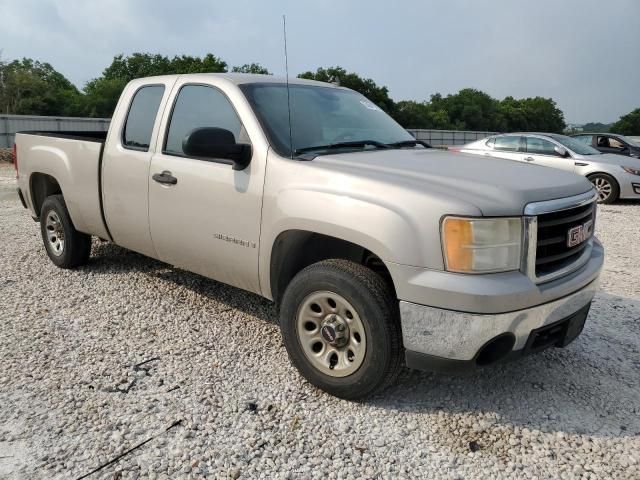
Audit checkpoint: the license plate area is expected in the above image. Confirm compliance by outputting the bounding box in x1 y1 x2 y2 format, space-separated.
524 304 591 353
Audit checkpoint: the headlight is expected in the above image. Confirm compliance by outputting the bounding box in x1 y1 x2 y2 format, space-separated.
441 217 522 273
622 166 640 175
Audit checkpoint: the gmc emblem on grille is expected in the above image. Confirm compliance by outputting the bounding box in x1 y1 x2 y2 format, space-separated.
567 220 593 248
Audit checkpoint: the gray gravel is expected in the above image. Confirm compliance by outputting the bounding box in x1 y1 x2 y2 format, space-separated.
1 163 639 479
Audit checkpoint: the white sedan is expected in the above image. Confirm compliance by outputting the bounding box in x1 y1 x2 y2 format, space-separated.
453 133 640 203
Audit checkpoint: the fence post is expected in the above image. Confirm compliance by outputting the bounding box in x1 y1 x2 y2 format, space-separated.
4 116 10 148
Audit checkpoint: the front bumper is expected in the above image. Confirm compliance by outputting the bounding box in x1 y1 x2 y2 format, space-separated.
398 241 603 373
401 279 597 373
619 172 640 199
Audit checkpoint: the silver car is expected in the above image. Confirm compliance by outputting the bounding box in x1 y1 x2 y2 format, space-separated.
456 133 640 203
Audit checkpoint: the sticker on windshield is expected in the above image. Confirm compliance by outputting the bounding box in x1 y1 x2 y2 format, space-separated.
359 100 381 111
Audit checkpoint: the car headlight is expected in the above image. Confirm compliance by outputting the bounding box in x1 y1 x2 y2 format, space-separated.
441 217 522 273
622 166 640 175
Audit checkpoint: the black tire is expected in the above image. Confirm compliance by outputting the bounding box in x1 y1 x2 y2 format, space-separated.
280 259 402 400
40 194 91 268
588 173 619 204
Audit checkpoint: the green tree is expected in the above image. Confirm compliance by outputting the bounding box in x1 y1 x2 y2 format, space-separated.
581 122 612 133
510 96 565 133
0 58 83 115
82 78 128 118
83 53 229 117
611 108 640 135
394 100 451 129
298 66 396 115
438 89 506 131
232 63 270 74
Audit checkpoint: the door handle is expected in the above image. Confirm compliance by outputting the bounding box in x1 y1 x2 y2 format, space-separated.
524 156 535 162
152 171 177 185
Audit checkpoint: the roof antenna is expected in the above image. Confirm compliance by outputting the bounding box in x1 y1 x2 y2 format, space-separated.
283 14 294 158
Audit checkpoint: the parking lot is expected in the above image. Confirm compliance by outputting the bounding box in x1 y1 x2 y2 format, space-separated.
0 161 638 479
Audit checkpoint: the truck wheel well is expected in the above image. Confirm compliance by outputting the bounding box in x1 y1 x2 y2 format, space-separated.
30 173 62 218
270 230 395 305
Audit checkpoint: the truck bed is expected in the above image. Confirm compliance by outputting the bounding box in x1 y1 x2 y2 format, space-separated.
15 131 111 240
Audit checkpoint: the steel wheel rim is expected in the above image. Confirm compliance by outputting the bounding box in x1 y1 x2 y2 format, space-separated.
296 291 367 378
592 177 612 202
45 211 65 256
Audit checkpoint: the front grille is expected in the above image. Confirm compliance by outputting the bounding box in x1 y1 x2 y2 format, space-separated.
535 201 596 277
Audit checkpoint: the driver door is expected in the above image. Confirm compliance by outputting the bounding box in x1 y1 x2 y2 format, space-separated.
148 81 265 294
523 136 575 172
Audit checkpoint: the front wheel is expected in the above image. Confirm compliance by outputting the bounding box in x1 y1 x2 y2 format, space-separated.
279 259 402 399
40 194 91 268
589 173 619 204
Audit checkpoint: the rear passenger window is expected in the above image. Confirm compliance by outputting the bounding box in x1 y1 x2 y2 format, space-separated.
526 137 557 155
164 85 243 156
123 85 165 151
494 136 522 152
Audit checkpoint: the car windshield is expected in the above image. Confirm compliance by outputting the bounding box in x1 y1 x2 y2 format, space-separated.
621 135 639 147
240 83 415 157
551 135 601 155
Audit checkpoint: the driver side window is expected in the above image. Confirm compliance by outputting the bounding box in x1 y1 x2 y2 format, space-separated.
164 85 244 157
608 137 625 149
526 137 558 156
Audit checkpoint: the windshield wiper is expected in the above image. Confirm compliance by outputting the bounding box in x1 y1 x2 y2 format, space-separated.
294 140 391 156
386 140 432 149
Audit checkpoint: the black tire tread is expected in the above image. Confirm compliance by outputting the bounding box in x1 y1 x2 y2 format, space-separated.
281 259 403 399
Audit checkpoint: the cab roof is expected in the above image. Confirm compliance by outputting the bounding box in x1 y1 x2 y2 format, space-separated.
135 72 342 88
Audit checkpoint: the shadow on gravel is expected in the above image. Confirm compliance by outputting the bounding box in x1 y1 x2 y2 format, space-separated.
87 241 278 324
86 241 639 439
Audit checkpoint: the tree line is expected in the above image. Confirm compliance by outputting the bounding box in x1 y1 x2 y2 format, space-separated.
1 53 638 135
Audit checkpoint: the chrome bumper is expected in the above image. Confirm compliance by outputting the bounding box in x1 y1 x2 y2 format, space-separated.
400 278 598 363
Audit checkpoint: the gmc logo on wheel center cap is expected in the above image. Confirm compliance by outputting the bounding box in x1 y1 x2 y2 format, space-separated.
567 219 593 248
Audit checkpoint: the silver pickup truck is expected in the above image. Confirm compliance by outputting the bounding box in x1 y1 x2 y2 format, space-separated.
14 74 603 399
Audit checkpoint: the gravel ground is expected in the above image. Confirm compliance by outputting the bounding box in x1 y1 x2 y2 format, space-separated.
0 163 639 479
0 149 12 164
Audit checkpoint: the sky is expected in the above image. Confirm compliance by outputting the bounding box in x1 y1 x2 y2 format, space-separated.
1 0 638 124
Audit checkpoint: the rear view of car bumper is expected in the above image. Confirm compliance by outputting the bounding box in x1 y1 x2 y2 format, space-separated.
400 278 598 374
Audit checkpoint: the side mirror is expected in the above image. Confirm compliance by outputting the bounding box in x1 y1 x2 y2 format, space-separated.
554 145 569 157
182 127 252 171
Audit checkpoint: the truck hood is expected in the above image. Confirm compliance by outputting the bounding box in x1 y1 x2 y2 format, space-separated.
312 148 593 216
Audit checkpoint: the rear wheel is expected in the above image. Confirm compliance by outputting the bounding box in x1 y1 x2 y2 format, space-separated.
279 259 402 399
588 173 619 204
40 195 91 268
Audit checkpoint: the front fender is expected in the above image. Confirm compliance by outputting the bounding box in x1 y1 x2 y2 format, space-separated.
259 186 449 300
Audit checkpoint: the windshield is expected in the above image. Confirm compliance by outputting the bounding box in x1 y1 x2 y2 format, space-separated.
551 135 601 155
240 83 415 157
621 135 639 147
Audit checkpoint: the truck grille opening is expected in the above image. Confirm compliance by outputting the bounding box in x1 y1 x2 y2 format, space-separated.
535 202 596 278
